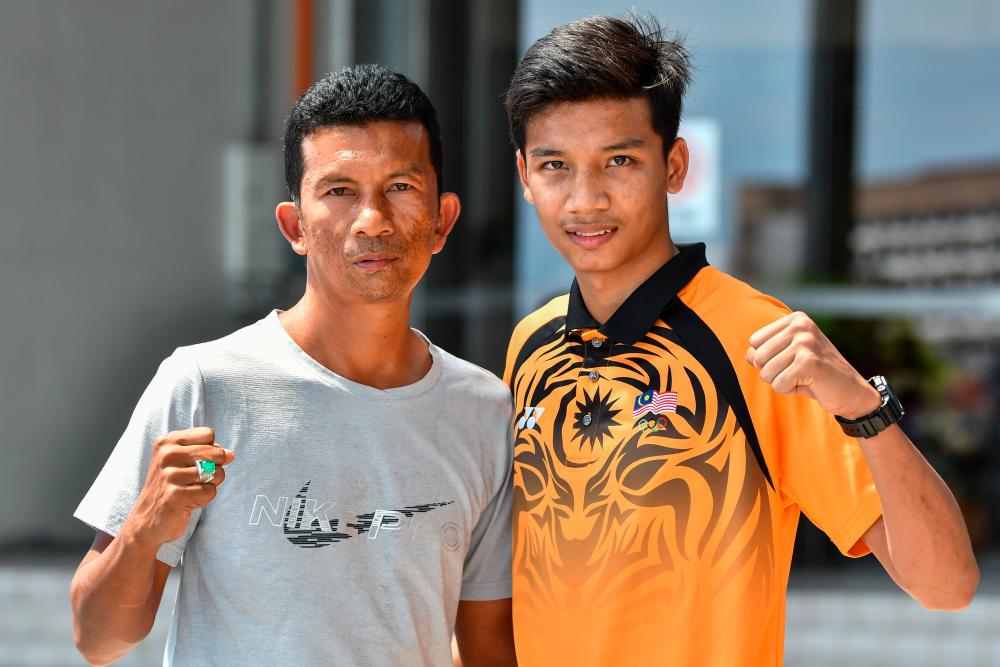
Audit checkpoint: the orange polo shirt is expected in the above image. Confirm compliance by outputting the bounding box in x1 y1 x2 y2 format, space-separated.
503 243 882 667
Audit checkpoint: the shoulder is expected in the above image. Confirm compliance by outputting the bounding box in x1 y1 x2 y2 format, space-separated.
171 315 279 379
503 294 569 385
509 294 568 351
433 346 512 407
680 267 793 343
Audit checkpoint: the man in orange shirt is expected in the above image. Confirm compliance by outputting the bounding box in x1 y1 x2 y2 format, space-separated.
502 15 978 666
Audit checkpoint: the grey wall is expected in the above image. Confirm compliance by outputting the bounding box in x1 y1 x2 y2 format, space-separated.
0 2 290 547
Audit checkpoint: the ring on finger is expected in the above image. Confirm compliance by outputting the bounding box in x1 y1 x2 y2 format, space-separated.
195 460 217 484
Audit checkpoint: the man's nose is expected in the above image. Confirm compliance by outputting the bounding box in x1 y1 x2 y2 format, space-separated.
352 195 394 237
565 169 611 215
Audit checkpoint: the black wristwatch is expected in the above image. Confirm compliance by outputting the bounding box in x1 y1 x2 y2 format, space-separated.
835 375 904 439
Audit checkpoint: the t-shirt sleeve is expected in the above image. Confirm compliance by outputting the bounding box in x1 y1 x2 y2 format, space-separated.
773 391 883 557
460 425 514 601
73 349 206 567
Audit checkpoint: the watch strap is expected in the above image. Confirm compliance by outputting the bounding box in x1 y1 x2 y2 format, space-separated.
835 376 904 439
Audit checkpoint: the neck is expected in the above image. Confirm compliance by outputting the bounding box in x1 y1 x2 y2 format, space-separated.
278 283 430 390
577 239 679 325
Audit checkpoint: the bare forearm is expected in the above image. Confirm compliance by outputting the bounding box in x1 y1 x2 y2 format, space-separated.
745 313 978 607
70 531 164 665
454 599 517 667
860 425 979 608
71 429 227 665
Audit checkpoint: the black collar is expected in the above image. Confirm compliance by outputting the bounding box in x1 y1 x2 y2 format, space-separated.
566 242 710 344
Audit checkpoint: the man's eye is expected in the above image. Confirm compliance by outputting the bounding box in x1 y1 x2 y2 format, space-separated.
329 187 349 196
541 160 565 170
608 155 631 167
388 183 413 192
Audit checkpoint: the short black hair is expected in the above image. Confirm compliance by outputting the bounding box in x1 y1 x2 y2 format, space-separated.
505 14 692 157
283 64 443 202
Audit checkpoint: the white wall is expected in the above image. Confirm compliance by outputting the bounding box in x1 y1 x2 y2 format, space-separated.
0 1 291 546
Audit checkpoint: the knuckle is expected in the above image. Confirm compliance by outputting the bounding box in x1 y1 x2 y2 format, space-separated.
152 450 173 470
193 425 215 439
792 331 814 349
179 429 195 445
164 486 182 504
176 427 214 447
159 445 183 465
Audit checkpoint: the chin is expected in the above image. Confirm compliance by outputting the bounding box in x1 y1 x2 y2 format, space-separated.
561 251 621 276
356 280 408 302
355 275 418 303
356 288 409 303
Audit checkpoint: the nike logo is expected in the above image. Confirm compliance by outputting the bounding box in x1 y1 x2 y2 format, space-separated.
249 481 454 549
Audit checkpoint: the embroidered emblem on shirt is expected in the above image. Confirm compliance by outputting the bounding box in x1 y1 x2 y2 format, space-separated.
633 389 679 419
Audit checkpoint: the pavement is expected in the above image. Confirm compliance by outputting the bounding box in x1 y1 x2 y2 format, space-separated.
1 556 997 666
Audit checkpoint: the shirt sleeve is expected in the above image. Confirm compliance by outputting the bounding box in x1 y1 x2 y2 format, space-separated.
773 391 883 557
73 349 206 566
460 425 514 601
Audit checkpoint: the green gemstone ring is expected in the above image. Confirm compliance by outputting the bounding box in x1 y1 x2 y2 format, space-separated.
196 460 217 484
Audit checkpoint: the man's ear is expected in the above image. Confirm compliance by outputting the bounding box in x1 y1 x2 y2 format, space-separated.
431 192 461 255
276 201 308 255
666 138 690 195
515 150 535 205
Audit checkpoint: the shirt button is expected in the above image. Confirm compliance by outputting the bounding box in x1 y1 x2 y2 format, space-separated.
588 370 600 382
582 414 593 426
591 338 603 348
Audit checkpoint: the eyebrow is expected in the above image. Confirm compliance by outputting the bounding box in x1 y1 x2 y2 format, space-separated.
312 173 355 189
528 138 648 158
601 138 647 152
528 146 564 158
386 164 425 180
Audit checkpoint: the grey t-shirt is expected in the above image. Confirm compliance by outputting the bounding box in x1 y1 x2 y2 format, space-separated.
75 311 513 666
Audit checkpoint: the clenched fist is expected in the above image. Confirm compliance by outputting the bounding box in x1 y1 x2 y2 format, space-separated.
746 311 881 420
120 427 235 549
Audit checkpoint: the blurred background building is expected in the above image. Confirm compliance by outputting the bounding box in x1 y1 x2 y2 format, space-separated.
1 0 997 665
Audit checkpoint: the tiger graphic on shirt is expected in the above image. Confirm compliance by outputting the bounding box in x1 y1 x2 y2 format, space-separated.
509 316 775 648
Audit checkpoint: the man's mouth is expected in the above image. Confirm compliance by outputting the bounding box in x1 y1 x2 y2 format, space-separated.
565 226 618 248
353 253 399 272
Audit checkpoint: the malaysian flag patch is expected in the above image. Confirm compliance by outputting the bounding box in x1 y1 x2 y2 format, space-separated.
633 389 678 419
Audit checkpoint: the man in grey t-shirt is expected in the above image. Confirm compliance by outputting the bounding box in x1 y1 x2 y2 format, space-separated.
70 65 516 667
